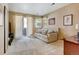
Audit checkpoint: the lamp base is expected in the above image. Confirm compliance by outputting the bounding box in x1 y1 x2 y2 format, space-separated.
77 32 79 42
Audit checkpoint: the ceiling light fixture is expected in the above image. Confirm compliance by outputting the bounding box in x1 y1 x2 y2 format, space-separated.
51 3 55 6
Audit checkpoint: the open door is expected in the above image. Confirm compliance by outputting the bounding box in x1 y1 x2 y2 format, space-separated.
22 17 27 36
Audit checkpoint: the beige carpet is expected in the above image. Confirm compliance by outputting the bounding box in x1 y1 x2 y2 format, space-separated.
6 36 64 55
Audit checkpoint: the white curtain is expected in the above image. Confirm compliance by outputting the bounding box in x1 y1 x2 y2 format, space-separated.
27 16 33 36
15 16 33 38
15 15 23 38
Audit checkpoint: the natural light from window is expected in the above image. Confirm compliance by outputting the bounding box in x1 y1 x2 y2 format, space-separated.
23 17 27 28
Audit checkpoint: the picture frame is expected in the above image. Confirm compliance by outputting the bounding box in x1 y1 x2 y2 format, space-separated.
48 18 55 25
63 14 73 26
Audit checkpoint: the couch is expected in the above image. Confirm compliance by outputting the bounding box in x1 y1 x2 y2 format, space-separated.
34 28 58 43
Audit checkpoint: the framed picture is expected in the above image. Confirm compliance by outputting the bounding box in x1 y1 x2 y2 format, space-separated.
63 14 73 26
48 18 55 25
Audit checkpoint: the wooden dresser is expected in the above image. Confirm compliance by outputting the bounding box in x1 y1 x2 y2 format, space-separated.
64 36 79 55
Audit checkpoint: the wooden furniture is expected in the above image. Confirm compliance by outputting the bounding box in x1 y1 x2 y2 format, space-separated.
34 32 58 43
64 36 79 55
47 32 58 43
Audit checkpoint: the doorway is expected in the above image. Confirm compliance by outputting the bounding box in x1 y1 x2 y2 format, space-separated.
22 17 28 36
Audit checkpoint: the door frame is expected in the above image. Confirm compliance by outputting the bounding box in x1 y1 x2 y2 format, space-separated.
4 6 6 53
22 16 28 36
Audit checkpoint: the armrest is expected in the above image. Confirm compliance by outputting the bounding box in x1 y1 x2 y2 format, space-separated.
47 32 58 40
47 34 50 37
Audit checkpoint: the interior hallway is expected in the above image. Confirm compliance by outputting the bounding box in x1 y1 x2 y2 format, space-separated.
6 36 64 55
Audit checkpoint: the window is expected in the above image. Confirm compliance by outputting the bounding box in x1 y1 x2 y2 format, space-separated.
23 17 27 28
34 17 42 28
23 17 27 36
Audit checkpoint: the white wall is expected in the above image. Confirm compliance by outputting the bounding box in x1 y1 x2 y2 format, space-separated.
0 4 4 54
0 4 9 54
43 4 79 37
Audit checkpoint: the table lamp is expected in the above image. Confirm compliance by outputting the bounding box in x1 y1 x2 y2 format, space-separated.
75 24 79 40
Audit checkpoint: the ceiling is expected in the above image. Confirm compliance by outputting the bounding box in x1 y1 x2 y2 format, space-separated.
8 3 70 16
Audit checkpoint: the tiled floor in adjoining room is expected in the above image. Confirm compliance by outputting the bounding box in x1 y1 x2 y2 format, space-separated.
6 36 64 55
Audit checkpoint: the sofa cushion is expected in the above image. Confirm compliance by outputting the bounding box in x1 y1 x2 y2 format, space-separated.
34 33 48 42
36 29 42 33
41 29 48 35
47 28 57 33
36 28 48 35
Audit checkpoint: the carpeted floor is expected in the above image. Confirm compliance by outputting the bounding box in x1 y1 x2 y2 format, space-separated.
6 36 64 55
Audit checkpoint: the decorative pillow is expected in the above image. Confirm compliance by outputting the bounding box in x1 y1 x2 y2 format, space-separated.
48 29 53 33
36 29 40 33
41 29 48 35
48 28 57 33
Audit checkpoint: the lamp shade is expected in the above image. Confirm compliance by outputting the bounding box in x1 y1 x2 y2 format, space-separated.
75 24 78 30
